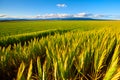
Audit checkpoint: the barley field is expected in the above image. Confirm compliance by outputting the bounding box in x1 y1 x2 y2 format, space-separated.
0 20 120 80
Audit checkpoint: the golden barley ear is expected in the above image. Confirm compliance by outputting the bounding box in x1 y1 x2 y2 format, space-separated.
16 61 25 80
27 60 33 80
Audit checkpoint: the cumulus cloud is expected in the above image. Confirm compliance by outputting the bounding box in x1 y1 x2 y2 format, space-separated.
0 14 34 19
34 13 96 19
35 13 95 19
34 13 71 19
93 14 105 18
56 4 67 8
73 13 92 18
73 13 109 18
0 13 118 19
0 14 8 17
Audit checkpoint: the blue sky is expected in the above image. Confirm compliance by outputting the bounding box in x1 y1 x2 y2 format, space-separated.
0 0 120 19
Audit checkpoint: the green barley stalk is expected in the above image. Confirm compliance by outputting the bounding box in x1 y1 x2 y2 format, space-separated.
37 57 42 80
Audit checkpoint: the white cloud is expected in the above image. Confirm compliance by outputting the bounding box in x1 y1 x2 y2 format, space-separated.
0 13 70 19
34 13 71 19
0 13 119 19
73 13 92 18
56 4 67 8
0 14 8 17
73 13 110 19
0 14 34 19
93 14 106 18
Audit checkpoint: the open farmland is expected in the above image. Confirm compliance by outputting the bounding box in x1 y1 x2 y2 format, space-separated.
1 20 120 37
0 20 120 80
